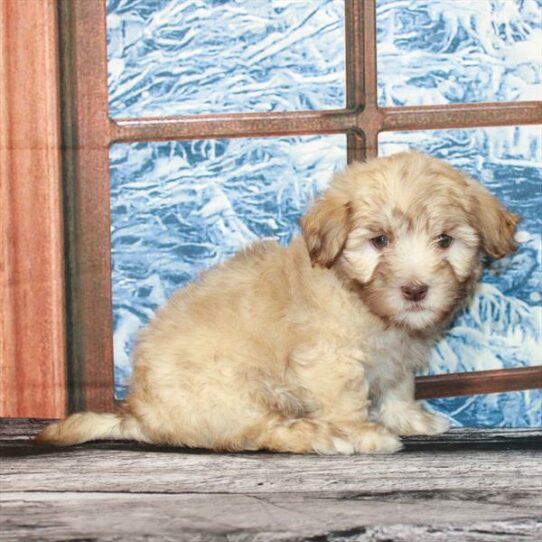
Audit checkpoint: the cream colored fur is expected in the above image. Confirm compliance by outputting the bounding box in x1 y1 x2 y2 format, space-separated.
36 151 519 454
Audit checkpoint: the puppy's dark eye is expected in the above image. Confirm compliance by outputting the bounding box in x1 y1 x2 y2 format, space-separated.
437 234 453 249
371 235 389 249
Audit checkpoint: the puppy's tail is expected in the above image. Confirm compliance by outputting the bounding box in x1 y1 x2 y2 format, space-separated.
34 411 147 446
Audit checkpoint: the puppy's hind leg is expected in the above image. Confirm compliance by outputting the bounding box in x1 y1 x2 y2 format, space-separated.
249 416 354 455
34 411 149 446
248 416 401 455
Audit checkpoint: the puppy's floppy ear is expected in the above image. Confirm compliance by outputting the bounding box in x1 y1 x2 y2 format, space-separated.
468 182 520 259
301 189 351 268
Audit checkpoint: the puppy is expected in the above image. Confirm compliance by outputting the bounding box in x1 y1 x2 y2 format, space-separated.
37 151 518 454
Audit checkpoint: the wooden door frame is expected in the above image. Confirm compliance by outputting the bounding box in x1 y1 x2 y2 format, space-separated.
59 0 542 412
0 0 67 418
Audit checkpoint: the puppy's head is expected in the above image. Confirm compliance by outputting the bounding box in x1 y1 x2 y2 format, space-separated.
301 151 519 331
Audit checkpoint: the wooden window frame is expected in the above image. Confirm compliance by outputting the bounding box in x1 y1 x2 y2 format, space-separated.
59 0 542 412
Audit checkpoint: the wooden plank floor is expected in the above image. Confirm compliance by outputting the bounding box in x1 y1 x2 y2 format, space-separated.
1 419 541 541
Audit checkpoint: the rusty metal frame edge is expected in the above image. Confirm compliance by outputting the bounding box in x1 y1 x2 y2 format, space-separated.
61 0 542 411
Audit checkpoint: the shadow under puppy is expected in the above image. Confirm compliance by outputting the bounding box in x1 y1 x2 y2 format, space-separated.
37 151 519 454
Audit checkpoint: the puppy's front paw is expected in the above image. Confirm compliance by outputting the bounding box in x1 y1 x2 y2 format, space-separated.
418 411 451 435
352 424 403 454
380 403 450 436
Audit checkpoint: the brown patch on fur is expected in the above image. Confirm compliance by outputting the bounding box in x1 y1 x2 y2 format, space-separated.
468 182 520 259
350 269 395 324
440 257 461 284
301 193 352 268
392 206 415 233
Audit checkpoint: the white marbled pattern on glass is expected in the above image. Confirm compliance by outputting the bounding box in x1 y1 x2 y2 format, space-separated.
107 0 542 427
377 0 542 106
107 0 345 116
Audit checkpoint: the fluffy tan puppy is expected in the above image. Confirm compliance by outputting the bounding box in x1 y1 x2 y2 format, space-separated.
37 151 519 454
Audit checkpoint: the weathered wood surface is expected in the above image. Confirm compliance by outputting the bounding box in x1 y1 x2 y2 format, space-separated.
1 419 541 541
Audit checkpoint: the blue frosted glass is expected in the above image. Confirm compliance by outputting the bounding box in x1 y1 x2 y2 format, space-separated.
377 0 542 106
110 135 346 397
106 0 345 116
380 126 542 428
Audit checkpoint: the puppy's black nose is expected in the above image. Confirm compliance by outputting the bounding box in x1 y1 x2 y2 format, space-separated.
401 283 429 302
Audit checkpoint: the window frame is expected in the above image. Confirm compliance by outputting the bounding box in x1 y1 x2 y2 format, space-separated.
59 0 542 412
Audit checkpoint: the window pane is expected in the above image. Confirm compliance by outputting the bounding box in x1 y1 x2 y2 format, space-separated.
377 0 542 106
107 0 346 117
379 125 542 427
110 135 346 397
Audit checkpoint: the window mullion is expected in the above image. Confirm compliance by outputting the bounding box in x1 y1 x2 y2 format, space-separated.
381 102 542 132
110 110 355 144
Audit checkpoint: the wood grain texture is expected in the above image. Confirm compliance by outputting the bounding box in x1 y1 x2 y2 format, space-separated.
415 366 542 400
381 101 542 132
0 0 66 418
110 100 542 145
58 0 115 413
1 419 541 541
1 493 540 542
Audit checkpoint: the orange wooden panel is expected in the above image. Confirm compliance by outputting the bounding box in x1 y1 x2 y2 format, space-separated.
0 0 66 417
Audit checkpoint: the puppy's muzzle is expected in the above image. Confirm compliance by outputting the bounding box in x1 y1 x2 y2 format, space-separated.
401 283 429 302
